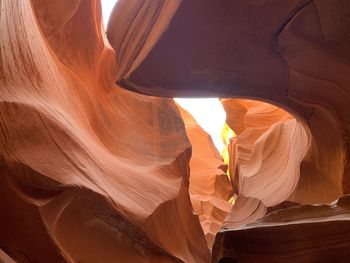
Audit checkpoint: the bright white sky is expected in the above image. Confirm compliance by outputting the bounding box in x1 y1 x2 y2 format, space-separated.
174 99 226 153
100 0 227 153
101 0 117 28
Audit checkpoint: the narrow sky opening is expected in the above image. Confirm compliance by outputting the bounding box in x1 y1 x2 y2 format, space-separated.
101 0 119 29
100 1 227 153
175 98 227 153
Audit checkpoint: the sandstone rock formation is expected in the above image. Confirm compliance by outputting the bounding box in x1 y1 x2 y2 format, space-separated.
107 0 350 262
1 0 350 262
111 0 350 204
0 0 209 262
177 105 232 249
0 249 16 263
221 99 310 228
212 195 350 262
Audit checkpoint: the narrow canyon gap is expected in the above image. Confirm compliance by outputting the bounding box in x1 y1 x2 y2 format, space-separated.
1 0 350 263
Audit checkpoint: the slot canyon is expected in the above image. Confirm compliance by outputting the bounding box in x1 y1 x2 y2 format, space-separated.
1 0 350 262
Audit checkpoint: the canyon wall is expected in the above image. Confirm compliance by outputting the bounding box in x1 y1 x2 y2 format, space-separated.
111 0 350 206
177 106 232 248
108 0 350 262
0 0 210 262
221 99 310 228
1 0 350 262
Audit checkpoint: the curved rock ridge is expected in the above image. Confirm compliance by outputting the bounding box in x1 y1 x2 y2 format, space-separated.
2 0 350 262
221 99 311 228
0 0 209 262
109 1 350 261
112 0 350 206
176 105 233 249
106 0 182 86
0 249 16 263
212 195 350 263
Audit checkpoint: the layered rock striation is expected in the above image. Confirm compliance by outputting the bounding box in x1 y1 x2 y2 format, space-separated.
212 195 350 262
221 99 310 228
111 0 350 206
1 0 350 262
0 0 210 262
177 105 232 249
108 0 350 262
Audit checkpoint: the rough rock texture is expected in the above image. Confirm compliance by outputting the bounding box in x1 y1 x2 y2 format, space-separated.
0 0 209 262
177 105 232 249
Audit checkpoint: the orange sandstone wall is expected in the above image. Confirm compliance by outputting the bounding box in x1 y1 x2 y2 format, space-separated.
112 0 350 206
177 105 232 249
221 99 310 228
0 0 209 262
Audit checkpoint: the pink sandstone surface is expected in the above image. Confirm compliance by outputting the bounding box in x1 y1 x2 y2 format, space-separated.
1 0 350 262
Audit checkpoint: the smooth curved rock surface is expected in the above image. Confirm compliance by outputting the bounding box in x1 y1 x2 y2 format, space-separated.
111 0 350 206
221 99 310 228
0 0 209 262
0 249 16 263
1 0 350 262
177 105 232 249
212 195 350 263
